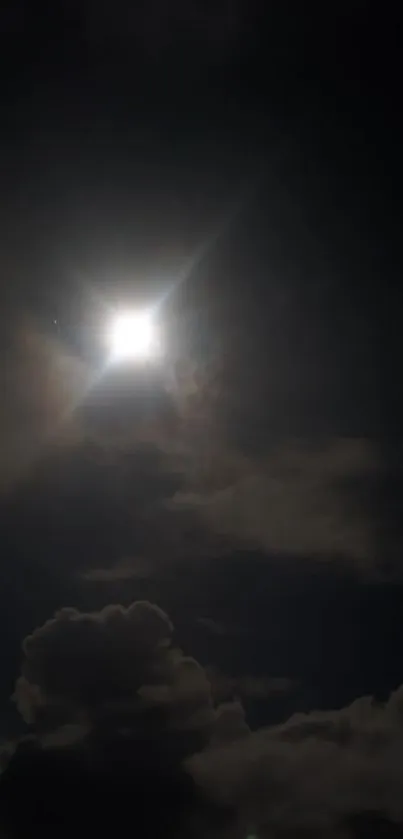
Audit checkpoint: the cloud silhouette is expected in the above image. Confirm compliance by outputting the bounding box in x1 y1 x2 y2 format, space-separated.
191 685 403 833
14 601 214 748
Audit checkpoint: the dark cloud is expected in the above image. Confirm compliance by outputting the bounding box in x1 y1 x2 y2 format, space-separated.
0 321 384 586
0 314 226 587
191 686 403 835
174 438 379 568
1 2 401 836
237 677 296 701
1 433 190 588
0 321 90 492
3 597 403 839
0 273 390 583
0 731 235 839
14 601 214 742
81 556 156 582
0 600 245 838
197 618 246 638
206 669 297 703
11 599 247 752
209 701 250 748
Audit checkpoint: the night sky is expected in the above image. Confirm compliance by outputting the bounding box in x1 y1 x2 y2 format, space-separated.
1 2 403 837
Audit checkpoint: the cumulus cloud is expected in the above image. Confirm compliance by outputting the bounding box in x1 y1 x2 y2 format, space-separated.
4 599 403 838
0 600 245 838
12 600 247 753
174 438 379 565
190 686 403 834
14 601 214 746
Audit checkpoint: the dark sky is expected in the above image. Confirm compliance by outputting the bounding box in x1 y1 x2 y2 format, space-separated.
1 2 403 837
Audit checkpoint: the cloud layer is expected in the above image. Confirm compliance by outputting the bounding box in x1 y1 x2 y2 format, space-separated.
174 438 379 565
0 600 246 838
0 316 390 577
3 599 403 838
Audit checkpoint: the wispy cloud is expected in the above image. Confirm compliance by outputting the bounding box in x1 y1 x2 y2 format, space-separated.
173 438 379 565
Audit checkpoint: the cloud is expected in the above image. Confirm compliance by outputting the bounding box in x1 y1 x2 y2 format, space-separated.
0 600 245 838
0 733 235 839
237 677 296 701
5 599 403 837
81 556 156 581
0 321 90 492
206 668 296 703
1 434 194 586
197 618 247 638
190 686 403 834
1 321 381 580
12 599 247 753
14 601 214 747
0 311 186 493
0 317 228 586
174 438 379 565
210 701 250 748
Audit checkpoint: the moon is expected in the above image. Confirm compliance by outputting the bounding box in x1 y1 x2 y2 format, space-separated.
107 310 159 362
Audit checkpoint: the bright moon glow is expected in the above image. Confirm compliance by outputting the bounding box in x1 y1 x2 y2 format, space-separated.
107 310 158 362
